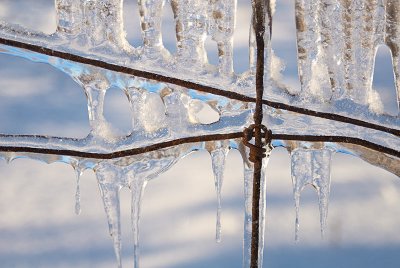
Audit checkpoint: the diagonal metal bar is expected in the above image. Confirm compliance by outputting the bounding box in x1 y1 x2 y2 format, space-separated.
263 100 399 137
0 37 398 137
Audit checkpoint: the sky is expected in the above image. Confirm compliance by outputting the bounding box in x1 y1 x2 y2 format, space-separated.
0 0 399 267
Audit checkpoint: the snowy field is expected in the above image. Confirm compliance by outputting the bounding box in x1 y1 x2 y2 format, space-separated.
0 0 399 267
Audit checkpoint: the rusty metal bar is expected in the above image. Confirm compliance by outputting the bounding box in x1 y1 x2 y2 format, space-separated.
0 133 397 159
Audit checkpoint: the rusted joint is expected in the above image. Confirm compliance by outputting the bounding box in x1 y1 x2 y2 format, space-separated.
242 124 272 163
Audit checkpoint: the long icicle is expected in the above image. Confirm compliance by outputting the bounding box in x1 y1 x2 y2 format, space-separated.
257 154 270 267
130 175 147 268
206 140 230 243
242 149 254 268
74 166 83 215
291 147 333 241
312 149 333 239
290 148 311 242
95 162 124 268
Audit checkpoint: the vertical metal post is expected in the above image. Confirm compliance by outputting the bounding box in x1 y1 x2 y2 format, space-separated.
250 0 271 267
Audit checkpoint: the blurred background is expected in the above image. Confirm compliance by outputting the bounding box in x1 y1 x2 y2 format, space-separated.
0 0 399 267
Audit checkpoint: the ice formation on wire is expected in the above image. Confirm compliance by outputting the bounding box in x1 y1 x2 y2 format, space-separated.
0 0 398 268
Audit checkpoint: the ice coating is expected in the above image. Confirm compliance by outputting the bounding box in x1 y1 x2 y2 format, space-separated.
206 140 230 242
0 0 399 267
1 0 399 128
290 147 333 241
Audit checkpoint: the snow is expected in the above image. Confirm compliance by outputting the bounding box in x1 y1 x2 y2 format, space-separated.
0 0 398 268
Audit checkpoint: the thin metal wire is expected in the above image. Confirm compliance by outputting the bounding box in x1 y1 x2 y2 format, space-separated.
0 132 397 158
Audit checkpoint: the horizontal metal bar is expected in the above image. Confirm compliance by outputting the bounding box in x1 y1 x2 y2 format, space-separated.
0 132 397 159
0 132 244 159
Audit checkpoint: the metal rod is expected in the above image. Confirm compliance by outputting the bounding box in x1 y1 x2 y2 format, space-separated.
250 0 268 266
0 133 397 159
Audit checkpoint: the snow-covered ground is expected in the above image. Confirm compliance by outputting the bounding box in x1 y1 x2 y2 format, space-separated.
0 1 399 267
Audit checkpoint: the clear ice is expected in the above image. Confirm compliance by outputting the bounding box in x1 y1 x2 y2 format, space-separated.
206 140 230 242
73 165 83 215
0 0 399 268
290 147 333 241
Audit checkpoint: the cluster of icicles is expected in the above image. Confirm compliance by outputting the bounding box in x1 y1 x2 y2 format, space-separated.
0 140 333 268
0 0 398 268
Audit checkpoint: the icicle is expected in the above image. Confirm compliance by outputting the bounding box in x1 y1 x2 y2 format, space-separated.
164 90 190 135
55 0 84 36
82 0 126 49
338 0 384 104
249 0 272 83
237 140 252 268
257 155 270 267
356 0 384 106
95 162 125 268
385 0 400 112
84 81 124 141
208 0 237 76
86 84 107 134
170 0 208 68
313 149 332 239
206 140 230 243
291 147 332 241
242 158 253 268
317 0 344 99
295 0 320 98
126 86 167 134
126 86 144 133
129 174 147 268
138 0 168 57
249 19 257 74
74 166 83 215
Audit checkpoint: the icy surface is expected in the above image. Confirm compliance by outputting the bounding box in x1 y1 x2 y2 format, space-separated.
0 1 398 268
